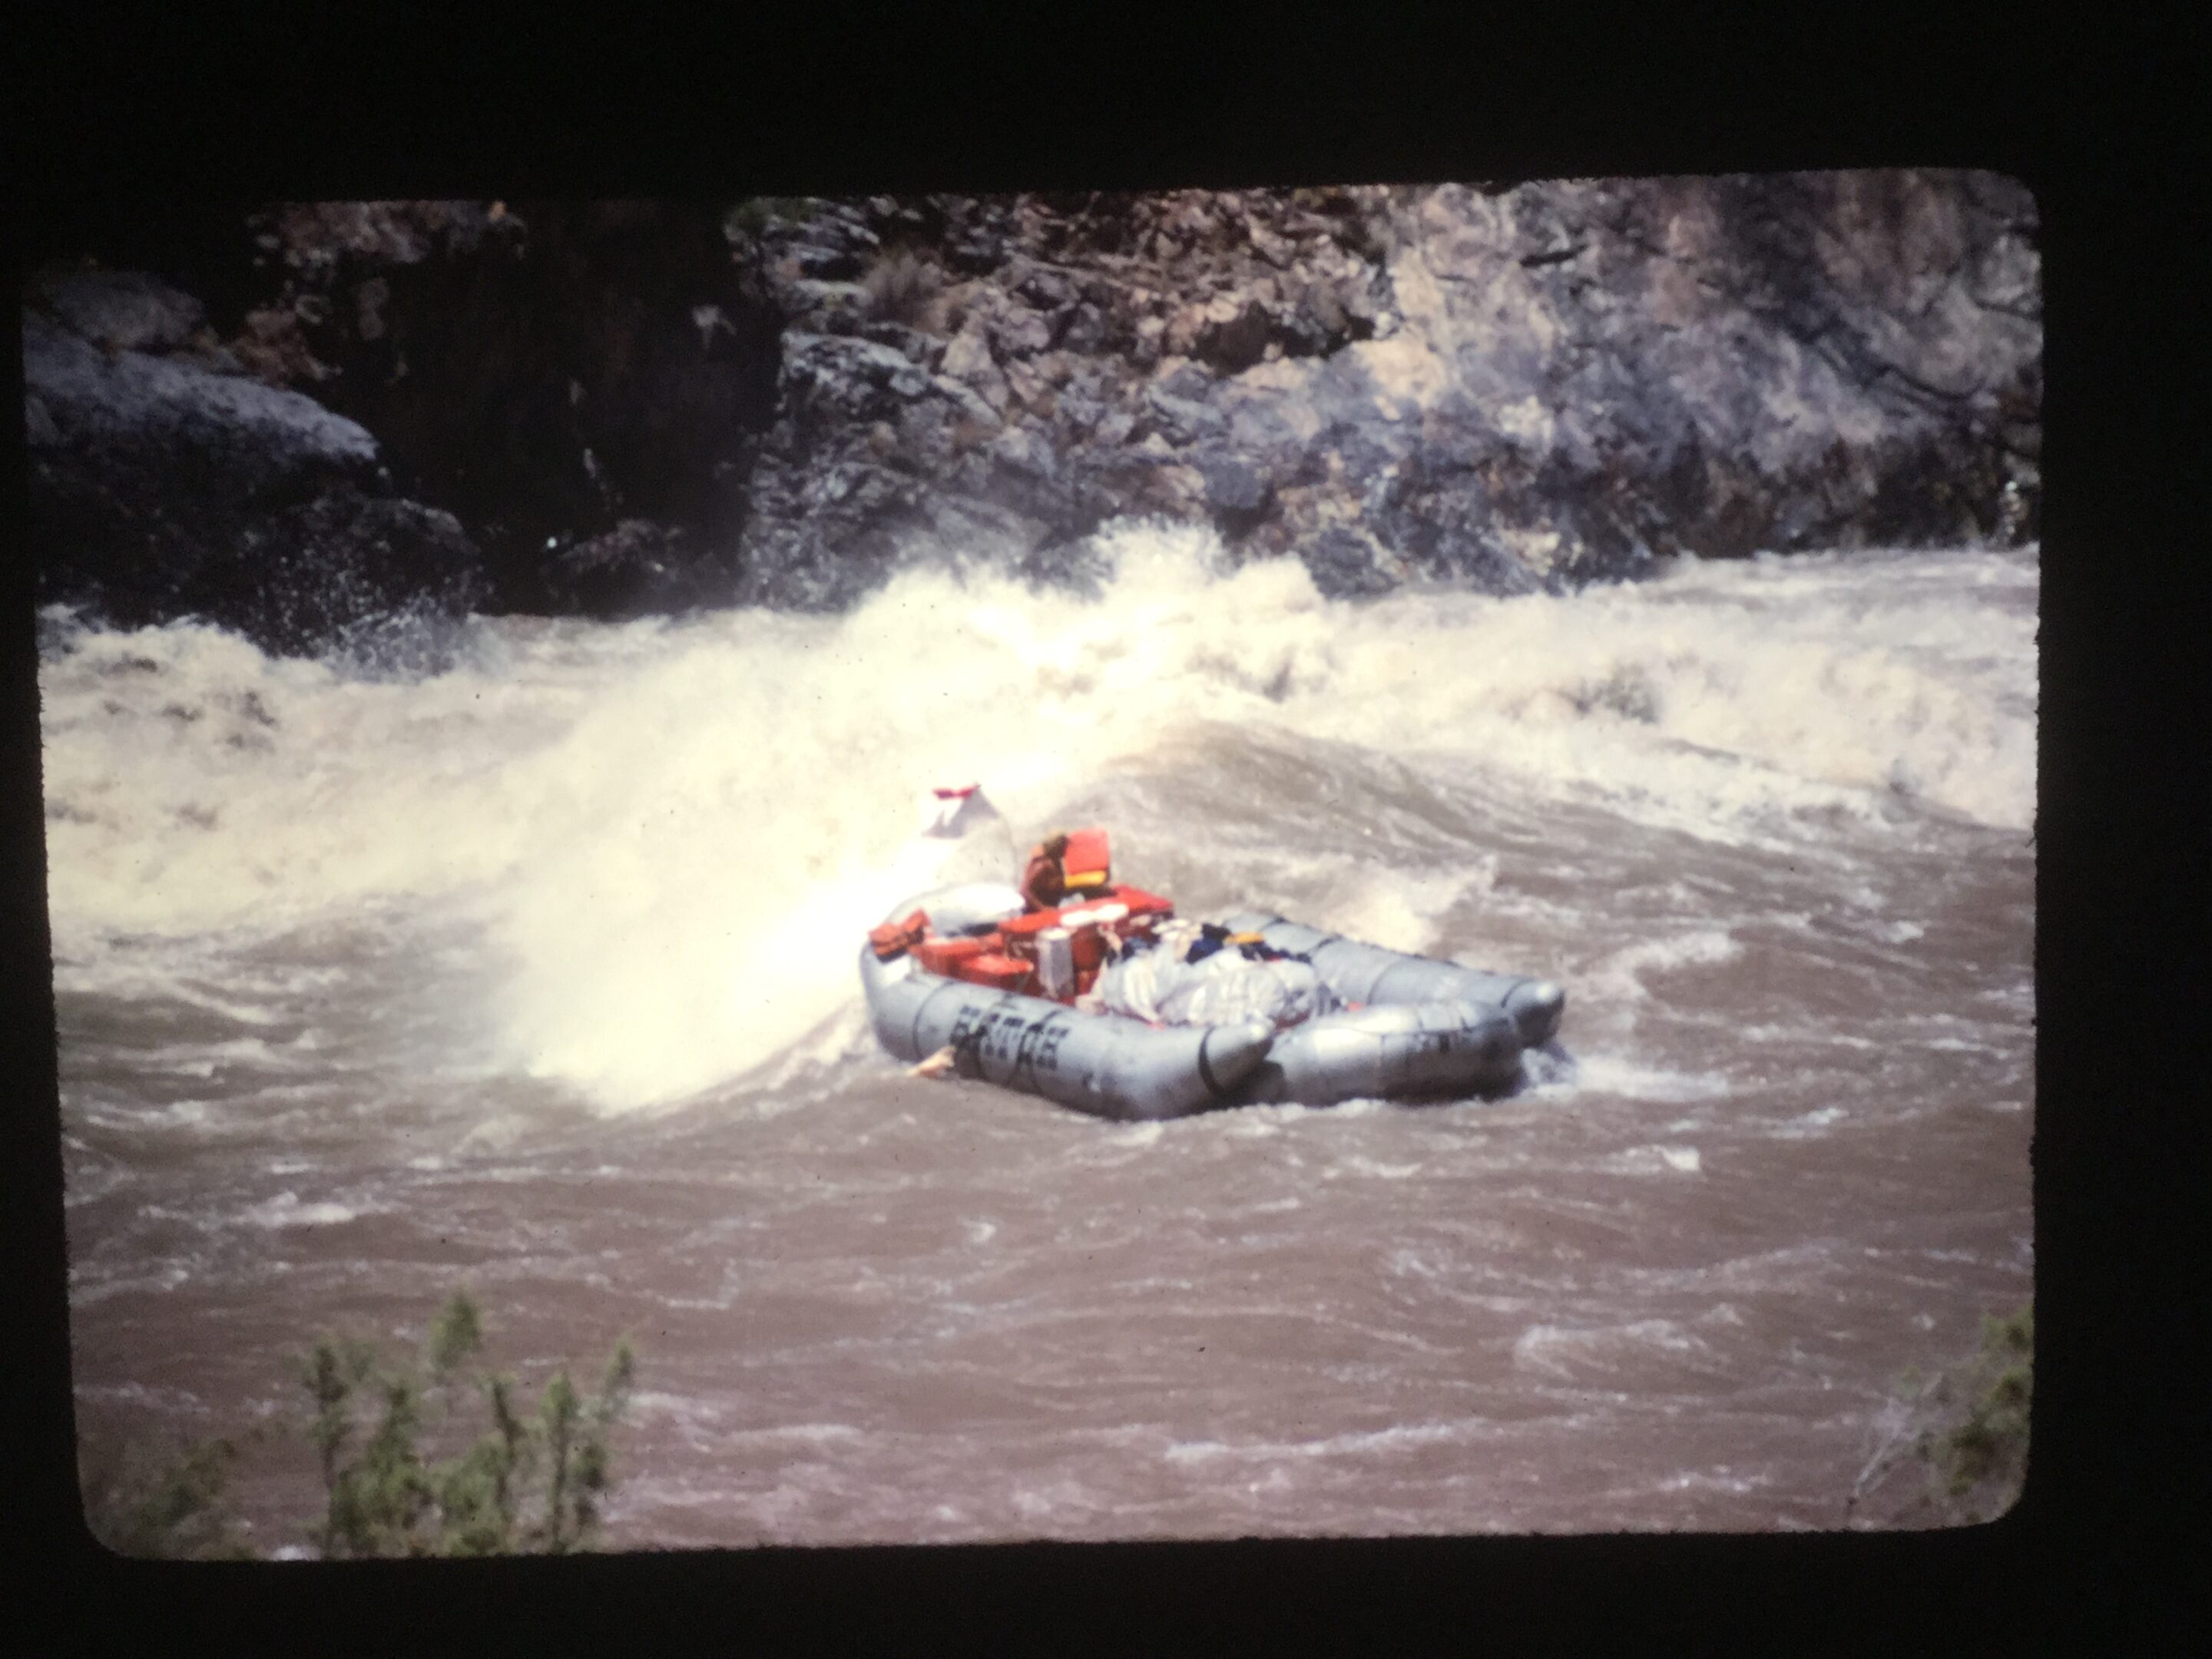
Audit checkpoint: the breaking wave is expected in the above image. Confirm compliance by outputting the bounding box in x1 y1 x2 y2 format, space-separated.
39 522 2037 1109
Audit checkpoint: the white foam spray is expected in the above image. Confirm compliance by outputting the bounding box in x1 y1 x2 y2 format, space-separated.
40 523 2037 1110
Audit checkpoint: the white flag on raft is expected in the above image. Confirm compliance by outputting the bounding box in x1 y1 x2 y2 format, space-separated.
919 783 1001 839
915 783 1016 886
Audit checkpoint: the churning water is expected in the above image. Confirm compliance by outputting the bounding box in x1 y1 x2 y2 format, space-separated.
44 522 2035 1544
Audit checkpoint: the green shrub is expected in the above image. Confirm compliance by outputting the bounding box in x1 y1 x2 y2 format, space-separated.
303 1290 637 1558
1926 1306 2033 1508
1849 1301 2032 1527
81 1289 639 1559
83 1433 255 1560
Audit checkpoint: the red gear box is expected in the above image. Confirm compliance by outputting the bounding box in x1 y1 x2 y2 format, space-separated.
914 935 994 975
958 953 1035 993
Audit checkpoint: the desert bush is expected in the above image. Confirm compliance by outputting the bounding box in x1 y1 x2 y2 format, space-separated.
303 1290 636 1558
1847 1301 2032 1527
80 1289 637 1559
83 1433 256 1559
859 248 944 329
1922 1304 2033 1508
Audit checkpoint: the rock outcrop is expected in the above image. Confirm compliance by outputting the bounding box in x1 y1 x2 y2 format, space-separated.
22 270 485 662
727 188 1399 608
226 200 783 616
729 173 2039 606
22 173 2039 655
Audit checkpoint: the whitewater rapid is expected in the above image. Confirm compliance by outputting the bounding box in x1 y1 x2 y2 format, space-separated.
40 522 2035 1112
48 524 2035 1545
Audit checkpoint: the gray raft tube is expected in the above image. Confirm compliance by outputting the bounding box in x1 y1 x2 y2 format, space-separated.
1216 912 1567 1047
860 885 1545 1121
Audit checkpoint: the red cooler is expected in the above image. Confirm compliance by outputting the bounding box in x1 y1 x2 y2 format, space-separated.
915 935 993 975
959 954 1035 993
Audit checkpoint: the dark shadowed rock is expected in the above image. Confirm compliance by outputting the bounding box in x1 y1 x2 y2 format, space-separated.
42 178 2029 643
1299 528 1400 598
1015 534 1116 599
227 490 485 661
25 177 2039 647
1194 300 1272 374
233 200 781 611
32 269 208 356
545 518 731 620
25 290 485 659
1058 303 1111 355
1195 455 1274 536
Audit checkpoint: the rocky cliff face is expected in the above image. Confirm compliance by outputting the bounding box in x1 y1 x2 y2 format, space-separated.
22 268 485 663
225 200 783 614
23 172 2038 653
730 172 2039 608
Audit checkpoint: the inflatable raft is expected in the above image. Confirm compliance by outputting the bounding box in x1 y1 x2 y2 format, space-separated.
859 833 1564 1121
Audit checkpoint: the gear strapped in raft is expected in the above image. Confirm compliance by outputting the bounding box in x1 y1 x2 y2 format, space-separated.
860 826 1566 1121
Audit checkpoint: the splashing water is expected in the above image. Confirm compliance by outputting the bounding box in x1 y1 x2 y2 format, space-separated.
45 522 2035 1544
41 522 2034 1111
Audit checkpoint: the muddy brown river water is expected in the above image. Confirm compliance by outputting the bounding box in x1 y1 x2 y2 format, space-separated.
45 528 2035 1547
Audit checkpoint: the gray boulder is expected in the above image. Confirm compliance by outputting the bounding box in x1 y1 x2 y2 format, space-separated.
32 268 208 356
1298 528 1400 599
25 280 485 659
1194 454 1275 536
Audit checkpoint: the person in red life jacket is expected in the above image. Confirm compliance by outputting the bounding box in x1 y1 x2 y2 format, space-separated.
1021 833 1071 912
